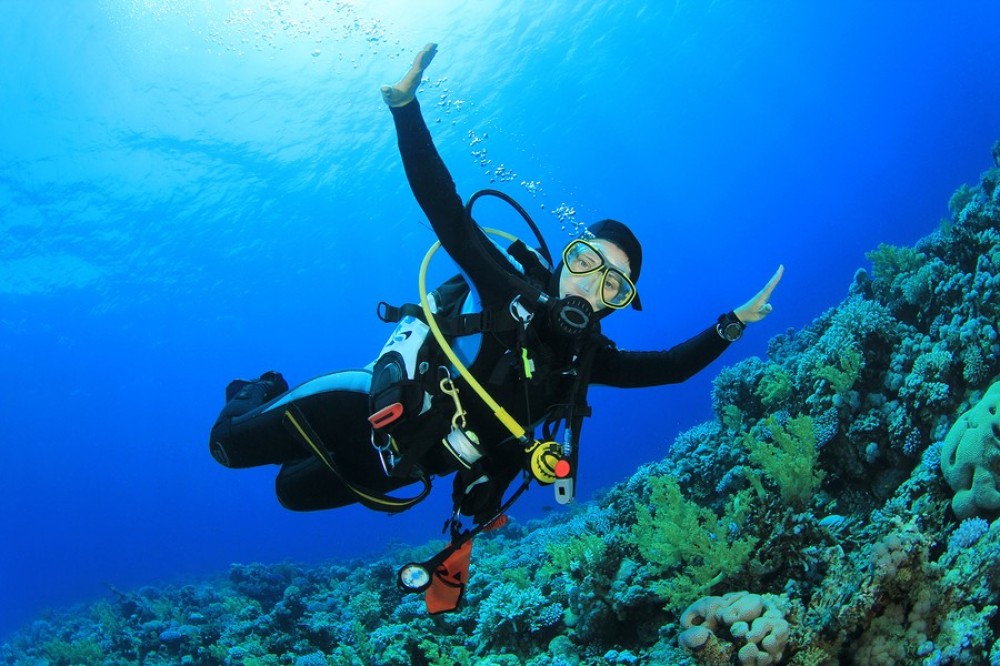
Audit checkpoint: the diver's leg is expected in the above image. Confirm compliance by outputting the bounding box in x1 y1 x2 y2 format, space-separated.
223 371 287 411
213 368 406 503
269 370 421 511
275 458 360 512
209 371 295 468
380 42 437 108
276 449 427 512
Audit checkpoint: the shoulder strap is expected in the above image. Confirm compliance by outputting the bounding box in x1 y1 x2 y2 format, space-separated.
506 239 553 282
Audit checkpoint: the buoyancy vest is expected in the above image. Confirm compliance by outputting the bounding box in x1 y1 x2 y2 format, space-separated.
367 239 554 482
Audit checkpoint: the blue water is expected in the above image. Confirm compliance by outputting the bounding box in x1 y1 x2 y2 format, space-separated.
2 0 998 639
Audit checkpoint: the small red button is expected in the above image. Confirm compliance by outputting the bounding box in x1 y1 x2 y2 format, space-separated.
555 459 572 478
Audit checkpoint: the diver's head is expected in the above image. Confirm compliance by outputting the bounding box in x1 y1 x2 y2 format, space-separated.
557 219 643 313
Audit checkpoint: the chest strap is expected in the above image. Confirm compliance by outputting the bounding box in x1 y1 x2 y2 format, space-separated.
377 301 503 337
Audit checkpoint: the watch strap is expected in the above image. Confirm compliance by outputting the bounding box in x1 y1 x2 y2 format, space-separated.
716 311 745 342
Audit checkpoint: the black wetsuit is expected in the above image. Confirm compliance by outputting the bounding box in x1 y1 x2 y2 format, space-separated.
209 99 731 518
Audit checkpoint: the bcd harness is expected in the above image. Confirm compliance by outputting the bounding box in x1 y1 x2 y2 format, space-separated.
281 190 602 607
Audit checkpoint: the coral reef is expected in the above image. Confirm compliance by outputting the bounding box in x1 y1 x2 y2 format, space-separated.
3 149 1000 665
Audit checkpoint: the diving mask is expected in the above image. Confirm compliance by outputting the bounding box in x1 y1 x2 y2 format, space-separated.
562 239 637 309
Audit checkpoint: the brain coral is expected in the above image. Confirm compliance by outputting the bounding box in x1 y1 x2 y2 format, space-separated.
678 591 790 665
940 381 1000 519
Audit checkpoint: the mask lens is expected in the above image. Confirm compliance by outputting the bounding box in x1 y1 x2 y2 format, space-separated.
600 269 636 308
563 240 604 275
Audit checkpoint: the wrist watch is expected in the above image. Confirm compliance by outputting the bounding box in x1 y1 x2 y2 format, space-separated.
717 311 746 342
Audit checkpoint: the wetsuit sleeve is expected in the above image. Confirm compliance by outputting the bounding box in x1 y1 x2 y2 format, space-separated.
390 100 515 308
590 324 730 388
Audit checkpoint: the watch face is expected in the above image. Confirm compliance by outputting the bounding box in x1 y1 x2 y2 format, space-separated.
724 322 743 341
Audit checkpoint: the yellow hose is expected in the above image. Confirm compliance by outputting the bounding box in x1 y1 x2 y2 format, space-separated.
417 230 530 443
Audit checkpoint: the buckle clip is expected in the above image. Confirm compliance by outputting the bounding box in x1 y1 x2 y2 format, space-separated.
369 403 404 429
371 430 398 476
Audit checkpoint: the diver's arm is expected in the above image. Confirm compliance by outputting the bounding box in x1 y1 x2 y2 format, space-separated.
593 265 784 387
389 100 515 307
590 325 729 388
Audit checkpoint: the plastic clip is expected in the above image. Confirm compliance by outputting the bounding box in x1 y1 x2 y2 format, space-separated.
369 403 404 429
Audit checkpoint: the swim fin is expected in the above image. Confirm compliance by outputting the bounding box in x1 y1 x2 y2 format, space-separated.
225 371 288 403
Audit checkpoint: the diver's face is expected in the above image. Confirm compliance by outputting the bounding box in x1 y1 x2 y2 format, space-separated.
558 239 632 312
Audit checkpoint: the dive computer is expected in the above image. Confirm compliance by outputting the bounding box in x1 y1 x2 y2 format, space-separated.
717 311 746 342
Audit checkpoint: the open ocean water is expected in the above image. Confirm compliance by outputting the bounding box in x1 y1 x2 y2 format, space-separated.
2 0 999 642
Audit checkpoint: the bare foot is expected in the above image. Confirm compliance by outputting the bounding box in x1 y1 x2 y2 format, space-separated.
381 42 438 107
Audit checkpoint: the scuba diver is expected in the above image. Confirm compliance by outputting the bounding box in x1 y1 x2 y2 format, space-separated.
209 43 783 613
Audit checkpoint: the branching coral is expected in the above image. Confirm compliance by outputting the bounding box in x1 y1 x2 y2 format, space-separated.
814 346 863 397
743 415 825 511
629 475 757 612
867 243 927 288
539 532 607 581
473 581 564 650
755 362 794 412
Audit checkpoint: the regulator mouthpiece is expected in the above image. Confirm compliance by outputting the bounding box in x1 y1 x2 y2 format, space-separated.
550 295 594 336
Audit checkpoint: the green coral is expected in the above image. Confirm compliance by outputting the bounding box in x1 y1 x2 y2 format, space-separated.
948 182 976 216
744 415 825 511
721 403 744 432
867 243 926 285
755 363 793 410
418 637 474 665
539 532 607 581
865 242 940 308
500 565 533 589
41 638 104 665
814 346 863 397
629 475 757 612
